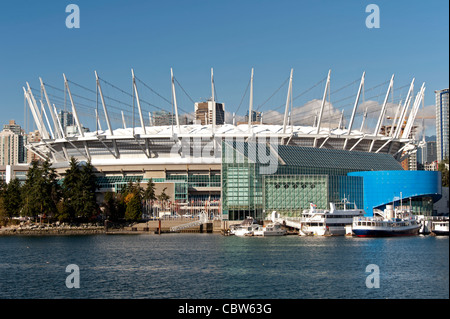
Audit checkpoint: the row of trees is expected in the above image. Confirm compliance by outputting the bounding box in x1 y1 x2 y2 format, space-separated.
102 178 170 222
0 157 170 224
0 158 98 223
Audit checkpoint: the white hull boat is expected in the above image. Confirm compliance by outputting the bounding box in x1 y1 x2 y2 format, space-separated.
253 223 286 236
299 199 365 236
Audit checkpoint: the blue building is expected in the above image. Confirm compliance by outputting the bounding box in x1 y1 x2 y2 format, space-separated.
348 170 442 216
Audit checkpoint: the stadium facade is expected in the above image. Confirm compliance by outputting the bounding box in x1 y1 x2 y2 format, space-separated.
21 69 442 219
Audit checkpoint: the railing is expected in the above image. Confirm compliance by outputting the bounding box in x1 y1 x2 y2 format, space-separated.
272 217 302 229
170 212 209 232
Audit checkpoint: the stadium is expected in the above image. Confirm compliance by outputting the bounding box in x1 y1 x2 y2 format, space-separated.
21 68 441 220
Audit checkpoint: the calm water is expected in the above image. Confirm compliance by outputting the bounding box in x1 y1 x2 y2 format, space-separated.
0 234 448 299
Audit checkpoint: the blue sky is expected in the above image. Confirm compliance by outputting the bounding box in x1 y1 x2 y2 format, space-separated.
0 0 448 135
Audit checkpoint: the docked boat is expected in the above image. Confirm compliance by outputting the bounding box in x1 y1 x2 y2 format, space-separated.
352 205 420 237
432 217 449 236
299 199 365 236
230 217 261 237
253 222 286 236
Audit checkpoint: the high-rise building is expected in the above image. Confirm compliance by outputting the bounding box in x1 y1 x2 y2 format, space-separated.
3 120 23 135
435 88 449 162
153 111 176 126
58 110 74 134
194 100 225 125
426 141 437 164
245 110 262 124
1 120 25 164
26 130 41 163
418 140 437 165
0 130 20 165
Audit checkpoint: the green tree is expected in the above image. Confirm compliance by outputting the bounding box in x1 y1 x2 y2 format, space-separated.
438 158 449 187
143 178 156 217
0 181 7 224
157 187 170 211
102 191 123 222
124 192 142 222
61 157 82 220
40 160 61 218
78 161 98 219
22 159 61 219
61 157 98 221
123 180 143 222
2 178 23 218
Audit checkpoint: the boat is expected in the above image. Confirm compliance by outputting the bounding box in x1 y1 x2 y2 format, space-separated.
299 199 365 236
229 217 261 237
253 222 286 236
352 205 420 237
431 217 449 236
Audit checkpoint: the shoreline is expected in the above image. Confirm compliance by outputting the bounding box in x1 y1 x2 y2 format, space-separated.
0 226 107 236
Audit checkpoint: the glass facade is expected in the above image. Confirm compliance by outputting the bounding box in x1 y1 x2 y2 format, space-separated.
97 172 221 205
263 174 328 217
222 140 401 220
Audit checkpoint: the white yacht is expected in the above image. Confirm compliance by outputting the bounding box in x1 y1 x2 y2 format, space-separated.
299 199 365 236
230 217 261 237
432 217 449 236
253 222 287 236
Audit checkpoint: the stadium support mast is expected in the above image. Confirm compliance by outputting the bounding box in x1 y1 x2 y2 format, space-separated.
25 83 50 140
368 74 394 152
393 78 415 139
149 112 153 126
63 73 84 138
283 68 293 135
211 68 216 134
121 111 127 129
374 74 394 136
39 100 54 139
314 69 331 146
390 100 402 137
40 77 63 139
95 71 114 136
53 103 65 139
95 109 102 131
63 73 91 160
360 107 368 131
131 69 147 135
23 86 47 140
343 71 365 150
402 82 425 139
248 68 254 132
170 68 181 132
